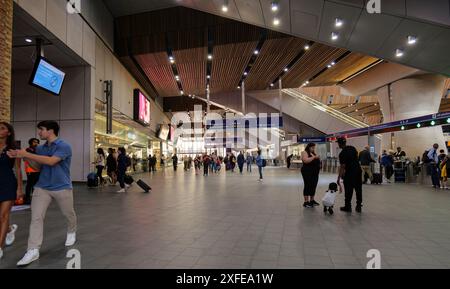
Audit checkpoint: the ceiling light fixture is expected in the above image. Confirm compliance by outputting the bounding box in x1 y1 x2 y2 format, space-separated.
273 18 280 26
304 44 310 50
243 71 248 76
169 56 175 64
327 64 332 68
271 2 279 12
237 86 241 89
331 32 339 41
221 2 228 13
407 35 417 45
207 75 211 79
395 48 404 57
180 90 184 95
175 75 180 81
284 67 288 72
331 61 336 66
208 54 213 60
25 38 33 43
270 83 274 87
335 18 343 28
254 50 259 55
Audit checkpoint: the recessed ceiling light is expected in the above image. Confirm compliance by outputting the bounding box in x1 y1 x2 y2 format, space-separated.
407 35 417 45
270 83 274 87
207 75 211 79
175 75 180 81
335 18 343 28
208 54 213 60
243 72 248 76
331 61 336 66
331 32 339 41
304 44 310 50
395 48 404 57
237 86 241 89
221 5 228 12
254 50 259 55
25 38 33 43
305 81 309 84
284 67 288 72
271 2 279 12
180 90 184 95
273 18 280 26
327 64 332 68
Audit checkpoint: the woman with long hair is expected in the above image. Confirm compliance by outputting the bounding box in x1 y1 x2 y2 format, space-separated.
301 143 321 208
0 122 23 259
95 148 106 185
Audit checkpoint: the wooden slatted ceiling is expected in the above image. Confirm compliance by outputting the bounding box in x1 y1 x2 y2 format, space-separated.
210 41 258 93
173 47 207 96
245 37 307 90
282 44 348 88
308 53 379 86
135 53 180 97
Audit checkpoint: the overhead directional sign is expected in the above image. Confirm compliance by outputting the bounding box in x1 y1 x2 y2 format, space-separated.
298 136 327 143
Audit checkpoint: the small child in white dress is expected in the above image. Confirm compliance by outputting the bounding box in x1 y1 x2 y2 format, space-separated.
322 182 338 215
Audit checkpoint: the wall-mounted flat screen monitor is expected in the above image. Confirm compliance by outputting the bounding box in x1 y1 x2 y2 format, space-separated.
29 57 66 95
133 89 151 126
158 125 169 141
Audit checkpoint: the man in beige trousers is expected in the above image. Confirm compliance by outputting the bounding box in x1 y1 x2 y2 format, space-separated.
8 120 77 267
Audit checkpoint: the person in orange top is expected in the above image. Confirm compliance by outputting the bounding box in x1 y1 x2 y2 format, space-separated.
24 138 41 205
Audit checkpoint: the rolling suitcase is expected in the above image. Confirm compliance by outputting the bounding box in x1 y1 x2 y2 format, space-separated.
137 179 152 193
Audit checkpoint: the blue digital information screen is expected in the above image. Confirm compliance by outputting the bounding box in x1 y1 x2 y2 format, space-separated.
30 57 66 95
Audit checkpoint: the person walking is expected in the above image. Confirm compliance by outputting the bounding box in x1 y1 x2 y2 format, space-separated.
237 151 245 174
203 154 210 176
116 147 131 193
24 138 40 205
0 122 24 260
359 145 375 184
230 153 236 173
172 154 178 171
106 148 117 185
256 150 264 181
427 143 440 189
246 153 253 172
301 143 321 208
94 148 106 186
336 137 363 213
287 154 293 169
381 150 394 183
8 121 77 266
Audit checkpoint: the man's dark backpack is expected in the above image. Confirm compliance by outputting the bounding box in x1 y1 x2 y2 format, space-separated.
262 159 267 167
422 151 431 163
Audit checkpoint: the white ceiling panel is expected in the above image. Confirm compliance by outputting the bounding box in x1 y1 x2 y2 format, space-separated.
260 0 291 34
317 1 362 47
347 11 402 56
234 0 265 27
290 0 324 39
377 19 442 64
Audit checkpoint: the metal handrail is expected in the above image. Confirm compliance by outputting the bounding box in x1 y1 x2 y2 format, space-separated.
283 88 369 129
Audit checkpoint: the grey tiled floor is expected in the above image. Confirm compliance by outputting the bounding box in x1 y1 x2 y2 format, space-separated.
1 167 450 269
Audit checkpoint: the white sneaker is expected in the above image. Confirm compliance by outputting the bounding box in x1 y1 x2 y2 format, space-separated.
65 232 76 247
17 249 39 266
5 224 18 246
125 184 131 189
116 188 126 193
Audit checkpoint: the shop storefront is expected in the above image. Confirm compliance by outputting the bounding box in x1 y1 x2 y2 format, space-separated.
95 114 154 173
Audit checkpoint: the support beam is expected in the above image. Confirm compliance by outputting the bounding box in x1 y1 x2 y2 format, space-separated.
0 0 13 122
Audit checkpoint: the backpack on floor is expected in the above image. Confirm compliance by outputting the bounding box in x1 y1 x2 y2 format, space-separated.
87 172 98 188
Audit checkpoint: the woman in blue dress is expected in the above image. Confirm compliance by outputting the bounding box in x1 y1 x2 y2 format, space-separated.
0 122 23 260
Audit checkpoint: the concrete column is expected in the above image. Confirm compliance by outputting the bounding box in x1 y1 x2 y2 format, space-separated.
0 0 13 122
241 81 245 114
377 74 446 158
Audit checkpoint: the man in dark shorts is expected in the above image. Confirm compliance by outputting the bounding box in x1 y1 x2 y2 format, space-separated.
337 137 363 213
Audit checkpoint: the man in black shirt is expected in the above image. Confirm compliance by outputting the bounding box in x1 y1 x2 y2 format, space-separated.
394 147 406 160
337 137 363 213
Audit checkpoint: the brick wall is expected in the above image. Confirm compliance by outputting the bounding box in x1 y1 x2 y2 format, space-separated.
0 0 13 122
